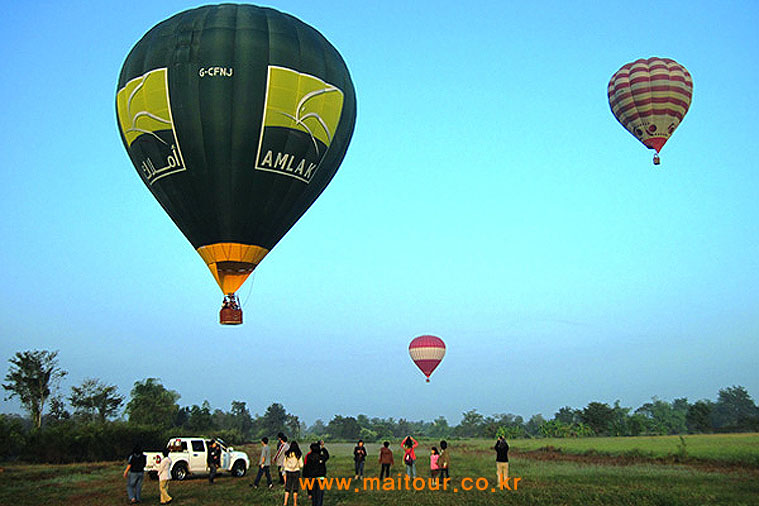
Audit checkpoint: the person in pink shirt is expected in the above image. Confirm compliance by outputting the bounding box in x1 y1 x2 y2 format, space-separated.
429 446 440 482
401 436 418 478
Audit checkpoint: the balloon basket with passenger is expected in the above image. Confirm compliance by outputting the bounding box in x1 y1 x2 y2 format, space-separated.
220 294 242 325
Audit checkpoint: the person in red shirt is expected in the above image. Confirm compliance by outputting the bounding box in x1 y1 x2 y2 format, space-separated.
401 436 418 478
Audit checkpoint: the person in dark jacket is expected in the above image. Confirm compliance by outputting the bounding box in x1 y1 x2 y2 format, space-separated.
378 441 394 480
123 444 146 504
207 439 222 484
438 440 450 480
353 440 367 479
495 435 509 487
303 442 328 506
317 440 330 476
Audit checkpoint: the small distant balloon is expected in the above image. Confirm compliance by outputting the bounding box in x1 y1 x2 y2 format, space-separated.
409 335 446 382
608 57 693 165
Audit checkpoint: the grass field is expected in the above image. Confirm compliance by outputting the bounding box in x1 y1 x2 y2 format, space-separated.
509 433 759 465
1 436 758 505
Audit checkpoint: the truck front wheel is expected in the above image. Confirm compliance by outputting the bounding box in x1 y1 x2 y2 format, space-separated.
231 460 247 478
172 463 189 481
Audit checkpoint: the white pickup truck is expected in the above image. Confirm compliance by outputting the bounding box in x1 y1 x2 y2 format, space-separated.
144 437 250 481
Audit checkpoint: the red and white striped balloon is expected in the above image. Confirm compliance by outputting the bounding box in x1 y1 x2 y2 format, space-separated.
409 335 446 382
608 57 693 165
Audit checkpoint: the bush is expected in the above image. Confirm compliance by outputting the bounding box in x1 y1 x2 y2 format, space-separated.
213 429 246 446
0 414 28 460
19 421 165 464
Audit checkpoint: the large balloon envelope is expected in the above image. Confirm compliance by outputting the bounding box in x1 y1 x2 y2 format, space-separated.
409 335 446 382
608 57 692 165
116 5 356 323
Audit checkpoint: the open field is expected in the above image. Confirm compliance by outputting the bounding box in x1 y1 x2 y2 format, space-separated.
1 436 757 505
510 433 759 466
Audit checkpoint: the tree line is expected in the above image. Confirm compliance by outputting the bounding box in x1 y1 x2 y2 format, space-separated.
2 349 758 463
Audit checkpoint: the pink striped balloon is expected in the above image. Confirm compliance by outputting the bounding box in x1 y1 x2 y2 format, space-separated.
409 335 446 382
608 57 693 165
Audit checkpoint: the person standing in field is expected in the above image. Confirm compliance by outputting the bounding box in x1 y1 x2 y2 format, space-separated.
158 448 173 504
430 446 440 482
401 435 418 478
123 444 146 504
275 433 290 485
252 437 273 488
283 441 304 506
303 442 327 506
318 440 330 475
207 439 222 484
378 441 394 480
438 440 450 479
353 439 367 479
495 435 509 487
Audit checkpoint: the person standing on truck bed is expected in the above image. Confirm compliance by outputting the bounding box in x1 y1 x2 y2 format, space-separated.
207 439 222 484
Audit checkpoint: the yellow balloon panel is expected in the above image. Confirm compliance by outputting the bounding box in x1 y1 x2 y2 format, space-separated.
196 243 269 294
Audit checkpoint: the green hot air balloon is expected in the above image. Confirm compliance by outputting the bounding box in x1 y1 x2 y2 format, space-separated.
116 4 356 324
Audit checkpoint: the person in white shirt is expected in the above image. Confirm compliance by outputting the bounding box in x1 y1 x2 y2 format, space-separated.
158 448 173 504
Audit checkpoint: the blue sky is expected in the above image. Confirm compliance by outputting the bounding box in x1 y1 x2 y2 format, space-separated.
1 1 757 425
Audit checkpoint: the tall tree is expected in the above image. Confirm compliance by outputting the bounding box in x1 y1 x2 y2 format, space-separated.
712 386 759 431
327 415 361 440
286 413 301 439
580 402 615 435
185 401 214 432
260 403 289 437
47 394 71 423
609 400 632 436
2 350 67 428
429 416 451 438
230 401 253 436
125 378 180 427
69 378 124 422
457 409 485 437
686 400 714 433
554 406 580 425
525 414 547 436
308 419 327 436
